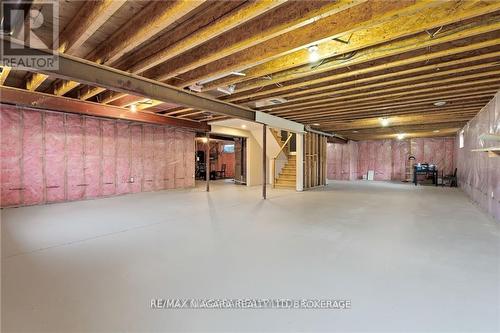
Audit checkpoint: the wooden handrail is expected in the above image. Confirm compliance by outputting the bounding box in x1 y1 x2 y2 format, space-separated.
272 133 293 188
274 133 293 159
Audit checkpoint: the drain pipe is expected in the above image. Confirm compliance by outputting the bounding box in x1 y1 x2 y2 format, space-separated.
304 125 347 143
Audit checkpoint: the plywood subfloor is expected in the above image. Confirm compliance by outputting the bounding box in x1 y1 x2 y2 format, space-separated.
1 181 499 332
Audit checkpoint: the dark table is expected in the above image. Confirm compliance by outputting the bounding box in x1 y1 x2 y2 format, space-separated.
413 164 438 186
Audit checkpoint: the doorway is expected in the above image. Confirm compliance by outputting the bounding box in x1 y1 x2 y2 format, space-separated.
195 134 246 186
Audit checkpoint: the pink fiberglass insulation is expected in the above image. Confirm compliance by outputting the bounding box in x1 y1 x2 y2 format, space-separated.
84 118 101 198
142 125 155 192
1 106 22 206
116 122 131 195
457 92 499 221
0 104 196 208
101 120 116 196
44 113 66 202
130 125 143 193
184 131 196 186
174 130 185 188
165 128 175 189
66 115 85 201
327 137 456 182
326 141 358 181
22 110 44 205
153 126 166 191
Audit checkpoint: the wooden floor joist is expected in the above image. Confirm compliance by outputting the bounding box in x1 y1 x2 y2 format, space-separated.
1 0 497 139
206 5 500 93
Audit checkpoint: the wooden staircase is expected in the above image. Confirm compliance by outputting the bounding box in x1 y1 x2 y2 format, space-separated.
275 154 296 188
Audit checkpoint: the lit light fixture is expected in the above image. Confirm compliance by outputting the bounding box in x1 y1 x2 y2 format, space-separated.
433 130 440 133
241 124 247 129
129 104 137 113
312 123 320 126
434 101 446 106
379 117 390 127
201 137 208 143
396 133 406 140
308 44 320 62
231 71 246 77
352 130 359 133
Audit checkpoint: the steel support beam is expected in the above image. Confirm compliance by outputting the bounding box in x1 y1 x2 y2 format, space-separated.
1 38 255 121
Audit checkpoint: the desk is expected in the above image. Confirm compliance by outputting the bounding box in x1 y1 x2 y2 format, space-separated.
413 164 438 186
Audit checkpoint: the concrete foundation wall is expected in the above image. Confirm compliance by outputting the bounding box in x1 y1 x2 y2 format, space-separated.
456 92 499 221
0 104 195 208
327 137 456 181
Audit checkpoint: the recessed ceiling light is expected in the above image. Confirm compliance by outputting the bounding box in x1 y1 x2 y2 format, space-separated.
434 101 446 106
308 44 320 62
129 104 137 113
379 117 390 127
433 130 440 133
352 130 359 133
312 123 320 126
241 124 247 129
396 133 406 140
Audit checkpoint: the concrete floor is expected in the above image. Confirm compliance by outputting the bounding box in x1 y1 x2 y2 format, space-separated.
1 181 499 332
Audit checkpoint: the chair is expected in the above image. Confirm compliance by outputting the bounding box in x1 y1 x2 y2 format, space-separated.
216 164 226 179
444 168 457 187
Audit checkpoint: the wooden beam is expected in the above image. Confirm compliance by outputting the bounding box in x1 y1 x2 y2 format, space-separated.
100 91 127 104
60 0 127 54
272 81 500 116
228 33 500 103
143 0 367 82
0 66 11 85
167 0 496 88
316 103 485 123
26 73 48 91
205 4 500 92
87 0 206 66
0 86 209 131
303 102 488 122
128 0 286 74
71 0 207 100
341 122 466 140
324 113 481 131
27 0 126 93
54 80 81 96
78 86 106 101
89 1 284 106
284 91 497 121
255 51 500 108
2 39 257 121
268 68 500 113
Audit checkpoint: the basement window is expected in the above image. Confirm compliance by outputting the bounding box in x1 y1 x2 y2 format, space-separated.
459 130 464 148
223 144 235 153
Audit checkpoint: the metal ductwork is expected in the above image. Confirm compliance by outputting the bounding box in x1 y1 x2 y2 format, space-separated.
304 125 347 143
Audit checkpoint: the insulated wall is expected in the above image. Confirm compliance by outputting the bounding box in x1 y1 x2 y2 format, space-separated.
456 92 499 221
327 137 456 181
0 105 196 208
